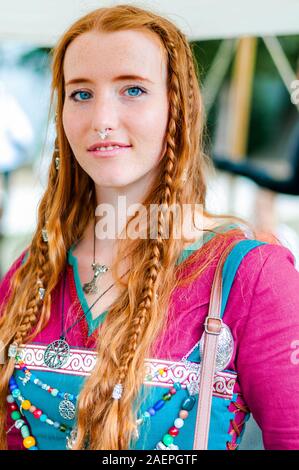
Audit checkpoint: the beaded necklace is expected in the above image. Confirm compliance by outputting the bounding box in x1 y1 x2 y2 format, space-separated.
7 262 202 450
6 372 72 450
8 346 200 450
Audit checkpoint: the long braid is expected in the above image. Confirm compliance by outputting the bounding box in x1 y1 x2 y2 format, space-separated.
114 35 182 449
0 235 49 449
0 142 59 449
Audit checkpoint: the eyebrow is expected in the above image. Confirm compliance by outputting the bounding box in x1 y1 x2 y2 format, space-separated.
65 75 154 86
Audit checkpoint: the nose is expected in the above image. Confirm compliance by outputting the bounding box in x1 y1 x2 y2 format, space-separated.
91 92 118 134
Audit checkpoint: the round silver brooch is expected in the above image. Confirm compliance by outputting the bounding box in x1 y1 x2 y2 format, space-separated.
199 322 234 372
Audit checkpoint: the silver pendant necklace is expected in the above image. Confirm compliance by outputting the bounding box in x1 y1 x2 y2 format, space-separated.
43 264 130 370
43 271 70 370
43 267 128 419
83 218 109 295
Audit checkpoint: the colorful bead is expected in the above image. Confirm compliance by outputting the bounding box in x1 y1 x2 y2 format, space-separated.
173 382 181 391
22 400 31 410
174 418 184 429
11 411 21 421
23 436 36 449
6 395 14 404
15 419 25 430
162 434 174 446
169 387 177 395
181 396 196 411
29 406 36 413
12 389 20 398
156 441 168 450
51 389 58 397
9 404 18 411
21 426 30 439
40 414 48 422
148 407 156 416
153 399 165 411
162 393 171 401
179 410 189 420
33 409 42 419
59 424 67 432
168 426 179 437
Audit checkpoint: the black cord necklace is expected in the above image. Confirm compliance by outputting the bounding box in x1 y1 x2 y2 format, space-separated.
43 265 129 370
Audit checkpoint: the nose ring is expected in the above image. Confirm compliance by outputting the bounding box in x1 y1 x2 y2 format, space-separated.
97 129 110 140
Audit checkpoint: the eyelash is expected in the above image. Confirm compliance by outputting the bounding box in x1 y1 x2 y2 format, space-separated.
68 85 147 102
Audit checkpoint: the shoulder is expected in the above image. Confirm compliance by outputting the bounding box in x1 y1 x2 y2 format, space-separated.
225 240 299 336
234 241 298 294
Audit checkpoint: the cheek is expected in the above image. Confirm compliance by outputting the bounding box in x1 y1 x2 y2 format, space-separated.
62 106 82 144
62 107 73 141
136 100 168 144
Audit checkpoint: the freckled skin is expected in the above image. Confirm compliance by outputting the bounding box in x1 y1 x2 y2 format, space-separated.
62 29 169 196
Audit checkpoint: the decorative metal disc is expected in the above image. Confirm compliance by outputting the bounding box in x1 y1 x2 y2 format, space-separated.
59 399 76 420
43 339 70 369
199 322 234 372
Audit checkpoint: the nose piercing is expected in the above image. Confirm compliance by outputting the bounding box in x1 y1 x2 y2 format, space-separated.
97 129 110 140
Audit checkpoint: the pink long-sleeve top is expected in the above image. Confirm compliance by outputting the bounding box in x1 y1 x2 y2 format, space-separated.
1 225 299 450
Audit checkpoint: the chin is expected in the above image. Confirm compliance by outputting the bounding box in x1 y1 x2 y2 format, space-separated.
93 178 133 188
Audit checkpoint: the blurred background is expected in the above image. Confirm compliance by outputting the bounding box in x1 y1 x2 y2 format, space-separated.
0 0 299 449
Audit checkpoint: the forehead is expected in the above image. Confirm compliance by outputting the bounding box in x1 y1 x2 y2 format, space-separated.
63 29 167 84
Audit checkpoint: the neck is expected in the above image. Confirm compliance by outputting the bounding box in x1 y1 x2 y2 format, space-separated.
76 170 158 261
94 167 159 240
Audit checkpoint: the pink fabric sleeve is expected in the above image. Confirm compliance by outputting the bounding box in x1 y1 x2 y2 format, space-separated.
236 243 299 449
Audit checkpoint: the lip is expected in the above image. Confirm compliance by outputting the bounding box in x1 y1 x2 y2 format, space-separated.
88 146 132 158
87 141 131 151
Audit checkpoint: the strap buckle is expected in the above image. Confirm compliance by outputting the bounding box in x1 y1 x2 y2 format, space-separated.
204 316 223 335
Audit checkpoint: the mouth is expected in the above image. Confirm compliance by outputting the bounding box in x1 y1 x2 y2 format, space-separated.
88 145 132 158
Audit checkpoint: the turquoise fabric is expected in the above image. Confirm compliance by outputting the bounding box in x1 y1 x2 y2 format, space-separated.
13 227 265 449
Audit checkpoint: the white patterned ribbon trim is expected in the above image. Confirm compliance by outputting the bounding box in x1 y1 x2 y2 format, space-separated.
16 344 236 399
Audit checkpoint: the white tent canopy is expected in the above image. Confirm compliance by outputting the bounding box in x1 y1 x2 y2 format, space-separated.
0 0 299 46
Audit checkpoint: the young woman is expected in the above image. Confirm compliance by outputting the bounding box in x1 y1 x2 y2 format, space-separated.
0 5 299 451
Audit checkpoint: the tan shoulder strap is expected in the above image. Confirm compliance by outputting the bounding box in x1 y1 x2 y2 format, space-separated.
193 239 241 449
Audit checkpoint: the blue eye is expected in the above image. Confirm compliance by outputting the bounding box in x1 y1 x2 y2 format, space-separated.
124 86 145 97
69 86 146 102
69 91 91 102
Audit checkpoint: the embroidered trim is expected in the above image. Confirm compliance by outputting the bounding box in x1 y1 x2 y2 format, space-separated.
16 343 236 399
